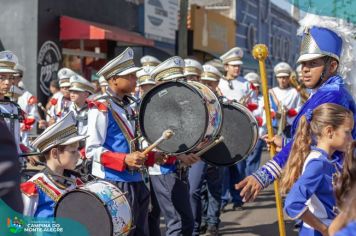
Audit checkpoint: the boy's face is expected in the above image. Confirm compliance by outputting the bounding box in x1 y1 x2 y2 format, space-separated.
276 76 290 89
109 73 138 95
70 90 89 104
301 58 325 89
60 86 70 98
58 142 80 170
139 84 155 97
224 64 241 78
50 85 59 94
100 85 107 94
201 80 219 91
0 73 14 95
186 75 200 82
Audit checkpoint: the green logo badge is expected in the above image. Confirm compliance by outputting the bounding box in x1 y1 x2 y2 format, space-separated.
7 217 24 234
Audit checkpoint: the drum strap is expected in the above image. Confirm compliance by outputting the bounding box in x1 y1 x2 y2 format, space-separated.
107 102 137 152
33 178 61 202
269 89 280 108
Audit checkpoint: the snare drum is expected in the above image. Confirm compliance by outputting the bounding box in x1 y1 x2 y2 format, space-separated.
55 180 132 236
139 81 222 154
201 102 258 166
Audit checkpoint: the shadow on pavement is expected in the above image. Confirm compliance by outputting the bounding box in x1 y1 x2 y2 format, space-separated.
219 220 298 236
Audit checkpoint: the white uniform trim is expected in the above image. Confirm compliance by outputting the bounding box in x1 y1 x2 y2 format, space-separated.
22 173 75 216
302 151 332 228
218 76 250 102
271 87 302 125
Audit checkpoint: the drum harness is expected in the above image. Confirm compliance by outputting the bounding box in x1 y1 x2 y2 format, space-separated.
98 87 195 183
0 98 26 167
0 98 24 136
104 94 150 184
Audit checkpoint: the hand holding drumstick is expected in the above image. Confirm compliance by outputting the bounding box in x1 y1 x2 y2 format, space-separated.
125 129 174 169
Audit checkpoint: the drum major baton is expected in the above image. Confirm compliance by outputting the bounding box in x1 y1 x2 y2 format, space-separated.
252 44 286 236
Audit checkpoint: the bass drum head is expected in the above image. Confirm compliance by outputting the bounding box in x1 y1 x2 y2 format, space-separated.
202 103 258 166
55 190 113 236
139 81 207 154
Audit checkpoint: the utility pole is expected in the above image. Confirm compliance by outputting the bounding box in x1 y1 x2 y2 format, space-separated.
178 0 188 58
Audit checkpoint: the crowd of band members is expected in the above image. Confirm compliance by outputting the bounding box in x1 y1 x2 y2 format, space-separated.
1 18 356 236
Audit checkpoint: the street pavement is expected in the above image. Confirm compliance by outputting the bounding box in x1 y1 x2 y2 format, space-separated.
160 151 299 235
216 151 298 236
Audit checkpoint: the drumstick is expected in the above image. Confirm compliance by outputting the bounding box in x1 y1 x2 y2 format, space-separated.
37 102 53 118
142 129 174 155
195 136 224 157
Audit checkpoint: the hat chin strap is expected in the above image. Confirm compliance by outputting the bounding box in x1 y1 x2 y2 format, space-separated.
311 57 330 89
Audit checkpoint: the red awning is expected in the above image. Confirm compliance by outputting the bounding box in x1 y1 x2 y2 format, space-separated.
60 16 154 47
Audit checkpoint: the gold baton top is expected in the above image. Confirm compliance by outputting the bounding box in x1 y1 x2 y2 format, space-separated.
252 44 269 61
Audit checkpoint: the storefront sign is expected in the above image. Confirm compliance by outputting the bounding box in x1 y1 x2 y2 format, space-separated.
37 41 62 96
190 5 235 55
144 0 179 44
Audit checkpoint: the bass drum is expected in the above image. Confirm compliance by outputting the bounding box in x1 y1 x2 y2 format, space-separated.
55 180 132 236
201 102 258 166
139 81 222 154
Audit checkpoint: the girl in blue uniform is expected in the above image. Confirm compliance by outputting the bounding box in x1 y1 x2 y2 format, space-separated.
329 141 356 235
281 103 354 236
332 185 356 236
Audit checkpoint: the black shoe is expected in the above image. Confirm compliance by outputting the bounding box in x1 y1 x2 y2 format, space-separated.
206 225 219 236
199 224 208 234
294 221 302 229
232 203 243 211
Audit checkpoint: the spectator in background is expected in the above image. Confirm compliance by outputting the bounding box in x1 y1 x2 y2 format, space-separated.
45 79 60 110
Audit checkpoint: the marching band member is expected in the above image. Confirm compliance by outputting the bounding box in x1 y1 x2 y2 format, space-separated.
296 64 303 82
48 67 76 123
219 47 251 212
140 55 161 67
0 51 23 152
99 75 108 94
237 18 356 203
149 56 201 236
136 66 156 98
270 62 302 138
65 74 95 137
218 47 252 103
85 47 163 236
89 75 109 101
184 58 203 82
136 66 161 235
200 64 222 94
44 79 60 111
13 64 40 147
244 72 266 176
189 64 223 236
21 111 86 217
205 59 225 75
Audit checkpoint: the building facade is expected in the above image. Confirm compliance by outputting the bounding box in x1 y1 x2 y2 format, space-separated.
236 0 300 85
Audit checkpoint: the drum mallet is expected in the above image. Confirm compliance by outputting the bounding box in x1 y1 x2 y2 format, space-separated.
253 44 286 236
195 136 224 157
142 129 175 155
37 102 53 118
